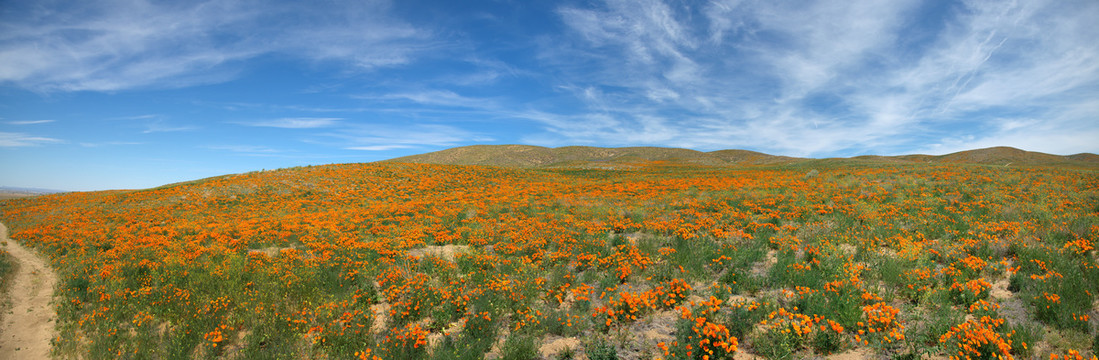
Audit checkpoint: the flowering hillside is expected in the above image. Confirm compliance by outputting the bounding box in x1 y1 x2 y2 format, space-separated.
2 162 1097 359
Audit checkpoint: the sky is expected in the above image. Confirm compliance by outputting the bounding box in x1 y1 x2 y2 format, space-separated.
1 0 1097 191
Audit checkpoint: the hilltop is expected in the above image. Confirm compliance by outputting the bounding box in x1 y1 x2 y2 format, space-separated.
385 145 1097 168
383 145 789 168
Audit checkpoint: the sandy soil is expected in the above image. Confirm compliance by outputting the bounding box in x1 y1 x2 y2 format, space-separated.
407 244 471 261
538 336 580 358
0 222 58 359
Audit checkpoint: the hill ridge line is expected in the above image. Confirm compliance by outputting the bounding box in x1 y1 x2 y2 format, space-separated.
383 145 1098 168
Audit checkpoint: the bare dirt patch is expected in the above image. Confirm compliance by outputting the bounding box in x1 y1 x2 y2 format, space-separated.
407 245 471 261
824 348 878 359
539 336 580 358
370 303 390 334
750 250 779 276
0 222 59 359
989 265 1032 328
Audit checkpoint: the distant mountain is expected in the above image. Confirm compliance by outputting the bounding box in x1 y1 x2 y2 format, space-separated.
937 146 1065 165
384 145 800 168
895 146 1098 166
0 186 65 194
708 149 802 165
1064 153 1099 163
0 186 65 200
386 145 1098 168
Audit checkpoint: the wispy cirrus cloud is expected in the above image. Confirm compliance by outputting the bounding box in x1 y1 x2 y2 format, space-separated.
531 0 1099 156
322 123 493 151
106 114 197 134
345 145 417 151
203 145 282 155
241 117 343 129
142 121 197 134
0 0 430 92
6 120 55 125
355 90 498 110
79 141 143 147
0 132 63 147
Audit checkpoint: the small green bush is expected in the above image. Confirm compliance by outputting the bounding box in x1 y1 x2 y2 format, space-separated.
751 327 801 360
1008 323 1042 359
810 329 846 355
500 335 538 360
585 337 619 360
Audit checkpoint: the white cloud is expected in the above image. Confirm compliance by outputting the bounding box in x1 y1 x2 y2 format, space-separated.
346 145 416 151
112 114 161 121
6 120 55 125
243 117 343 129
356 91 497 109
79 141 143 147
142 122 196 134
0 132 63 147
204 145 281 154
319 123 492 151
530 0 1099 156
0 0 430 91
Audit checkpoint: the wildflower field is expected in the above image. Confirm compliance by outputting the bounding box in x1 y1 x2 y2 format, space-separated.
2 161 1098 359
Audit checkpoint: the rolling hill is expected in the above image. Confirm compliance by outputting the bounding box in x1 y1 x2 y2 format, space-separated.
893 146 1099 166
3 146 1098 359
385 145 1097 168
384 145 802 168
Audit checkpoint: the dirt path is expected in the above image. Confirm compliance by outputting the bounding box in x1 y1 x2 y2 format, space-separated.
0 222 58 359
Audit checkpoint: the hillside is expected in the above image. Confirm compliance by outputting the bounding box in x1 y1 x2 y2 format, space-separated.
385 145 801 167
934 146 1084 165
386 145 1097 168
2 160 1099 359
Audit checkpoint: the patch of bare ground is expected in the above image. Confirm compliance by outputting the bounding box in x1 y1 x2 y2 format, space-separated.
821 348 883 360
751 249 779 277
616 308 679 359
0 222 59 359
219 329 251 359
370 304 390 334
407 244 471 261
989 262 1030 327
539 336 580 359
733 351 765 359
426 320 463 349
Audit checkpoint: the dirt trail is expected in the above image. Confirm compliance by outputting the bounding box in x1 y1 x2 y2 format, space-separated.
0 222 58 359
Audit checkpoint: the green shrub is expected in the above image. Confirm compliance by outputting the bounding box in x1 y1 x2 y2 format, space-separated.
751 327 801 360
1093 331 1099 358
585 337 619 360
0 249 14 294
810 328 846 355
500 335 538 360
554 346 575 360
665 317 738 360
1008 323 1042 359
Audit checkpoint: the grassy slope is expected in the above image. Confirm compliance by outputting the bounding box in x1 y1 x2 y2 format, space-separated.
386 145 1099 169
384 145 802 167
1 159 1098 359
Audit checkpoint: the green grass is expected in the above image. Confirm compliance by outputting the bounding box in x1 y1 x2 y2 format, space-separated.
4 159 1098 359
584 337 620 360
0 248 14 292
500 334 539 360
0 246 15 326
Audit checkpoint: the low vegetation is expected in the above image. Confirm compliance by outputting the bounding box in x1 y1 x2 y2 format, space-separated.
1 157 1097 359
0 247 14 307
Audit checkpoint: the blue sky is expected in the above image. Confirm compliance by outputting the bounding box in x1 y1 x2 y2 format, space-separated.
1 0 1097 191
